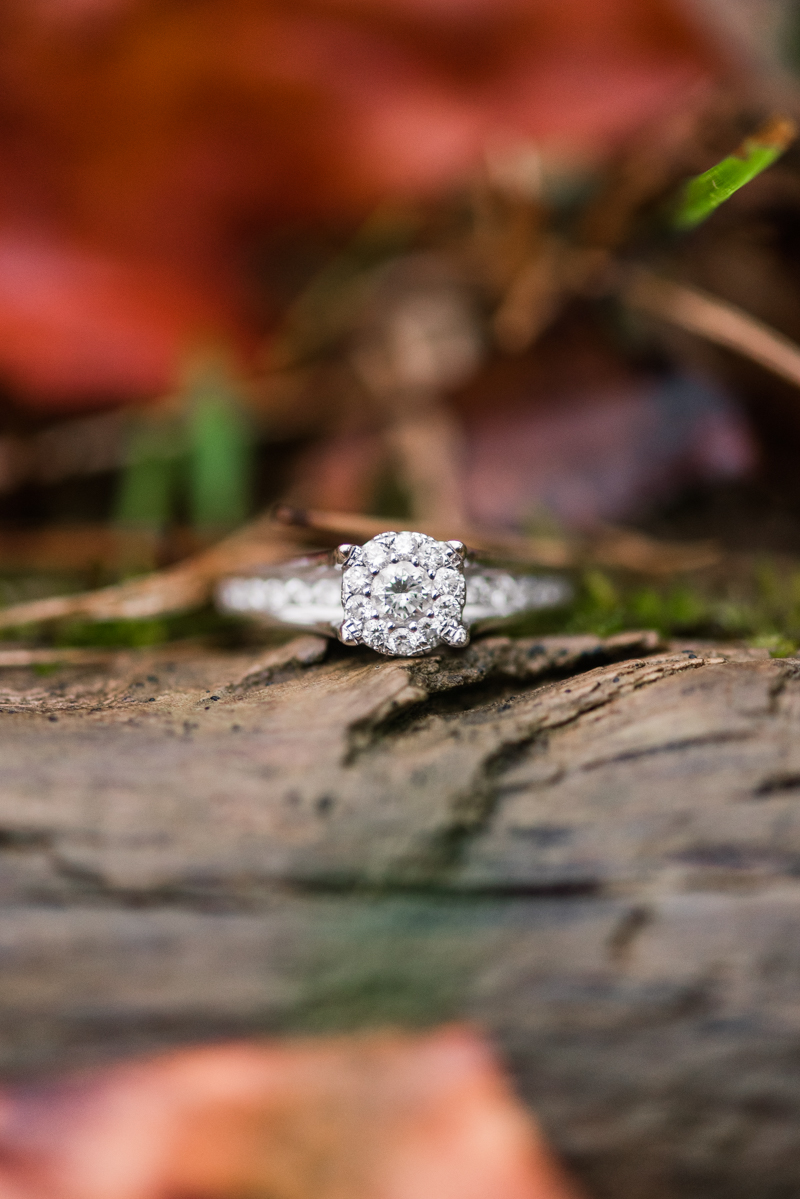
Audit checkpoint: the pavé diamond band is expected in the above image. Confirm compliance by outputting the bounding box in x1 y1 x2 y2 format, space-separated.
217 530 572 657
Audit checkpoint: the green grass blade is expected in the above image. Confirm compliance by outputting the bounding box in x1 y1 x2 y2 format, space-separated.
186 366 252 531
114 409 184 530
673 116 796 231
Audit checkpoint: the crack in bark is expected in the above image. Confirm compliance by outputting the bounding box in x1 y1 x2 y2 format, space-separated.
343 632 664 761
579 729 755 771
390 657 701 881
753 773 800 797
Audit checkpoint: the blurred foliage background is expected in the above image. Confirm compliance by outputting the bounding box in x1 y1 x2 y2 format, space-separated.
2 0 800 649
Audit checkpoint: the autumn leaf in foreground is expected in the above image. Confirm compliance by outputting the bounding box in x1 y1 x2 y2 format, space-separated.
0 1027 585 1199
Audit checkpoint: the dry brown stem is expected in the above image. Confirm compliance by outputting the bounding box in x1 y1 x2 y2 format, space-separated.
275 506 718 574
0 526 213 573
0 515 299 631
276 504 573 566
623 267 800 390
381 401 468 526
492 236 566 354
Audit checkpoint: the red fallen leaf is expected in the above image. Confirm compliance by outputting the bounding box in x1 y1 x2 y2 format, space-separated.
0 0 720 224
0 0 722 408
0 231 240 408
0 1027 585 1199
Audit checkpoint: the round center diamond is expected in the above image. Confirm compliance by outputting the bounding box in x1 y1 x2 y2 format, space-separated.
371 561 434 621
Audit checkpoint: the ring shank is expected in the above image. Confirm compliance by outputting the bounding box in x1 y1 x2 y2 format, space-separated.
216 558 571 636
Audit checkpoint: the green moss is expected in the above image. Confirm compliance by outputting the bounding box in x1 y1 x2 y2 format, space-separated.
31 661 63 677
506 561 800 655
750 632 798 659
277 898 486 1034
51 606 243 649
54 618 171 649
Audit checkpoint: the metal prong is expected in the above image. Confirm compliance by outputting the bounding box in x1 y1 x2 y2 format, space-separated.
447 540 467 560
333 543 356 566
337 626 360 647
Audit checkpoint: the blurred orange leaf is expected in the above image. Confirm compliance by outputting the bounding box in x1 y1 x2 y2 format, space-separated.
0 1027 585 1199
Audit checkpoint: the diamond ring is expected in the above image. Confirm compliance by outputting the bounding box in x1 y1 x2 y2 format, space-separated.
217 530 572 658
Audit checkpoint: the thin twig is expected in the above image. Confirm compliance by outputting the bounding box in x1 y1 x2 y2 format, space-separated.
0 525 225 572
492 236 565 354
274 506 718 573
0 516 299 630
622 267 800 391
275 504 573 565
381 404 468 526
0 525 158 572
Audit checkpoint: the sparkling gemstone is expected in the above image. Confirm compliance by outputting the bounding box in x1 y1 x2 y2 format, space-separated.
414 619 439 650
433 594 467 643
371 561 435 620
384 627 414 656
440 621 469 647
285 578 312 604
489 574 520 612
416 540 446 572
434 566 466 602
345 594 370 615
342 595 371 635
311 578 342 607
393 531 419 558
340 618 362 643
342 564 372 598
464 575 492 606
362 539 390 571
361 617 391 651
386 620 436 656
433 594 461 619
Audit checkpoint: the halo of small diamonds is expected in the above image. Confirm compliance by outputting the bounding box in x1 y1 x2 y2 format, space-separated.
338 532 469 656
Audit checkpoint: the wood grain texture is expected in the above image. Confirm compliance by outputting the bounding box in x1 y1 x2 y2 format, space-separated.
0 631 799 1199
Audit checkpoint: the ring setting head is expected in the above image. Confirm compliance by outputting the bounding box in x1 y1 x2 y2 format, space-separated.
336 531 469 656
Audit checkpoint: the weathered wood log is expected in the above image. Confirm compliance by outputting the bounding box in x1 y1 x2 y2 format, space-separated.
0 631 799 1199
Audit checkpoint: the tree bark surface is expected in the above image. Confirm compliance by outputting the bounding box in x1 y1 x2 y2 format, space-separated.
1 631 799 1199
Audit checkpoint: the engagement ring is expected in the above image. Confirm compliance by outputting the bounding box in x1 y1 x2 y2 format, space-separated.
217 530 571 657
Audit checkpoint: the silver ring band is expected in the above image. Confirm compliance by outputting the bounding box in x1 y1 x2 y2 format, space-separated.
217 530 571 657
